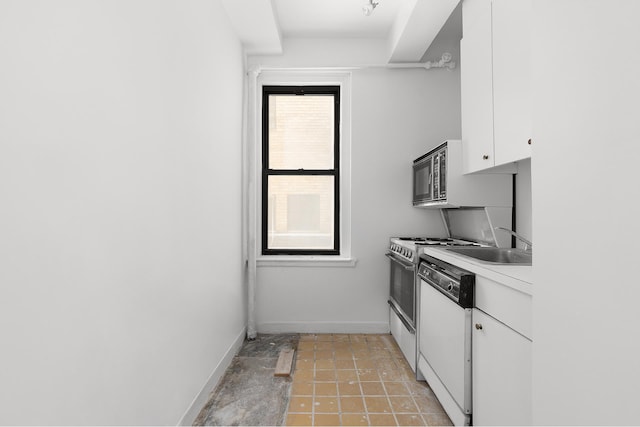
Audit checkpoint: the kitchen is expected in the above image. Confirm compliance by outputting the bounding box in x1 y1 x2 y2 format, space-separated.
1 1 639 426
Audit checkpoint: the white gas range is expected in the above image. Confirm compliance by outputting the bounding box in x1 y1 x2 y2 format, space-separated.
386 207 513 374
386 236 480 372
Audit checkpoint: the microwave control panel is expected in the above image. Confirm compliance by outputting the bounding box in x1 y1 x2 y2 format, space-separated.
434 147 447 201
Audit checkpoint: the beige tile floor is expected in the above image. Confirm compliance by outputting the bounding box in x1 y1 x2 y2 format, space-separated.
285 334 453 426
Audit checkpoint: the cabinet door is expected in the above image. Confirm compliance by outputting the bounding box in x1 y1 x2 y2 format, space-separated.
461 0 494 174
472 309 532 426
492 0 532 165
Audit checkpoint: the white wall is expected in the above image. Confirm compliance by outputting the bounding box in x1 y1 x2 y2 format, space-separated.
0 1 245 424
250 35 460 332
532 1 640 424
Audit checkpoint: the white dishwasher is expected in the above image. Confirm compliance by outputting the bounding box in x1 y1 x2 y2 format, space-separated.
417 255 474 426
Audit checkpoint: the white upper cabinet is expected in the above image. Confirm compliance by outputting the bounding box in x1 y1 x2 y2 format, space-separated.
461 0 494 174
492 0 532 166
461 0 532 174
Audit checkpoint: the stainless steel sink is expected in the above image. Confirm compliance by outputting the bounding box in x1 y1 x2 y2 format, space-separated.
446 247 532 265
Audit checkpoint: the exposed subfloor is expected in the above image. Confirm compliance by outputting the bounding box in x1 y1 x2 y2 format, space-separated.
194 333 452 426
194 334 299 426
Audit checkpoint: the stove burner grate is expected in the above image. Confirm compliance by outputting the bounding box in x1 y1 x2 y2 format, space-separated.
396 237 479 247
398 237 453 242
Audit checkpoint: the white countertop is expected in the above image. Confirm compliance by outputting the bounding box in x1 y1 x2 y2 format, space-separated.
421 246 533 295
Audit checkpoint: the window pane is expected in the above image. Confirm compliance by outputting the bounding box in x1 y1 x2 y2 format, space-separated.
266 176 335 250
268 95 335 169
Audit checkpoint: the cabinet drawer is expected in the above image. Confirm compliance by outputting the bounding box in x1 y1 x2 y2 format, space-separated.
474 275 532 339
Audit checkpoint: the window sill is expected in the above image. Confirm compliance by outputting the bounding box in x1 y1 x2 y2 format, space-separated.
257 256 357 268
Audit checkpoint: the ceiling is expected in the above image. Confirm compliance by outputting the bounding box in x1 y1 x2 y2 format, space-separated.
221 0 460 63
273 0 403 39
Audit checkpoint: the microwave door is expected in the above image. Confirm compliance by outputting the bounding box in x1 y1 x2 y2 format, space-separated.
413 156 433 203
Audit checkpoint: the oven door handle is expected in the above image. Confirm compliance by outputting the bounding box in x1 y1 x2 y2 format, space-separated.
385 252 414 270
388 300 416 334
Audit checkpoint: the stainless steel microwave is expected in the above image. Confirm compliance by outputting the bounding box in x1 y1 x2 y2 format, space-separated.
413 141 447 206
412 139 513 208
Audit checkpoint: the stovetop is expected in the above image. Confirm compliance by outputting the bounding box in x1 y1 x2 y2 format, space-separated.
395 237 479 246
389 236 481 263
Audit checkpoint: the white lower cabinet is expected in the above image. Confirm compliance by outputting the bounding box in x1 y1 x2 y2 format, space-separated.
472 308 532 425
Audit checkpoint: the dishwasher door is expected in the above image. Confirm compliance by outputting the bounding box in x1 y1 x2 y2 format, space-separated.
419 279 472 414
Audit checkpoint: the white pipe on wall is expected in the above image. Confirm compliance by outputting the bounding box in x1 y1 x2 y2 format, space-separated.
250 53 456 73
245 67 259 340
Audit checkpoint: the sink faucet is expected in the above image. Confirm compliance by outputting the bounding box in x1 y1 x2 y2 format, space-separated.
495 227 533 251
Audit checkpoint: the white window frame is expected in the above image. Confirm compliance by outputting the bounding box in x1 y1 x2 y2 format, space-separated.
254 71 354 267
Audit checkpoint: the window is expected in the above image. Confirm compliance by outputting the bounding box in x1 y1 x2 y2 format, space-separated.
262 85 340 255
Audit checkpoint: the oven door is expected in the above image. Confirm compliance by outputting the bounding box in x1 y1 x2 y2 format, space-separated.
386 252 416 332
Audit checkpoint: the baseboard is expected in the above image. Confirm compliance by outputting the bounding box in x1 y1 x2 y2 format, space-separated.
177 327 246 426
257 321 390 334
